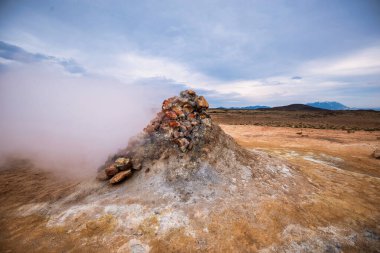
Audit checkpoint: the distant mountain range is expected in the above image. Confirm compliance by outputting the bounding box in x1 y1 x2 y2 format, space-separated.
216 101 380 111
269 104 326 111
217 105 270 110
306 102 350 110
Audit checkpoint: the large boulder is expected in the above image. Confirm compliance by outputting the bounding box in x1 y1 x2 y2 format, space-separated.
109 170 132 184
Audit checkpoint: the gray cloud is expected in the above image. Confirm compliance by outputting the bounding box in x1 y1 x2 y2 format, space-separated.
0 41 85 74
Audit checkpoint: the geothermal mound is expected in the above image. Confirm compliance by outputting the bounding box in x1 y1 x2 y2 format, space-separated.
97 90 260 188
25 90 351 252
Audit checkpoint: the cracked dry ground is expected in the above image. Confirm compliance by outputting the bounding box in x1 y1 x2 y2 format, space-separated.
1 125 379 252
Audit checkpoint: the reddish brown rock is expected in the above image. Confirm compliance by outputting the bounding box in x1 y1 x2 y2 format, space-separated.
196 96 209 109
109 170 132 184
183 104 194 114
191 121 198 126
115 157 132 171
174 97 188 105
180 90 196 98
172 106 185 118
169 121 181 128
165 111 177 120
187 89 196 96
162 99 172 110
187 113 196 119
105 164 118 177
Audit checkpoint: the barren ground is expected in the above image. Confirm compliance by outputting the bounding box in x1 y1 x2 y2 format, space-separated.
209 109 380 131
0 115 379 252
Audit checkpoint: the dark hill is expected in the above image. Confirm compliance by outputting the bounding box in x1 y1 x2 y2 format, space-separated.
306 101 350 110
262 104 327 111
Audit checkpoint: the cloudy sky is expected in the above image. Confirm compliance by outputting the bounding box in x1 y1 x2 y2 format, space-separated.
1 0 380 107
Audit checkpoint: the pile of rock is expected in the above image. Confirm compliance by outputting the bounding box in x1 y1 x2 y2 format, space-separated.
97 90 212 185
96 157 134 184
144 89 210 152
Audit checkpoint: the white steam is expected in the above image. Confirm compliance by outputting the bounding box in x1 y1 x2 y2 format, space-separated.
0 62 170 178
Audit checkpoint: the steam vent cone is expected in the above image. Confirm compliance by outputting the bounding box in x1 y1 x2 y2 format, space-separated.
89 90 313 251
97 89 258 186
96 90 303 199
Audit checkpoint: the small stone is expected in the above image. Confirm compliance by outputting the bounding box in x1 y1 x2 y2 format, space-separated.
115 157 132 170
105 164 118 177
201 118 212 127
180 90 197 98
110 170 132 184
173 131 181 139
187 90 196 96
162 99 172 110
179 125 187 132
187 113 196 119
183 104 194 114
182 121 192 129
172 106 185 118
161 126 174 138
176 138 189 152
196 96 209 109
169 120 181 128
115 157 127 164
200 114 207 119
175 97 189 105
373 149 380 159
165 111 177 120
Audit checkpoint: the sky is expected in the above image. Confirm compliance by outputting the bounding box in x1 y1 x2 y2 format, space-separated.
1 0 380 107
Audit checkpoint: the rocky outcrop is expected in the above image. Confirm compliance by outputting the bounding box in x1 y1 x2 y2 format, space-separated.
97 90 232 185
